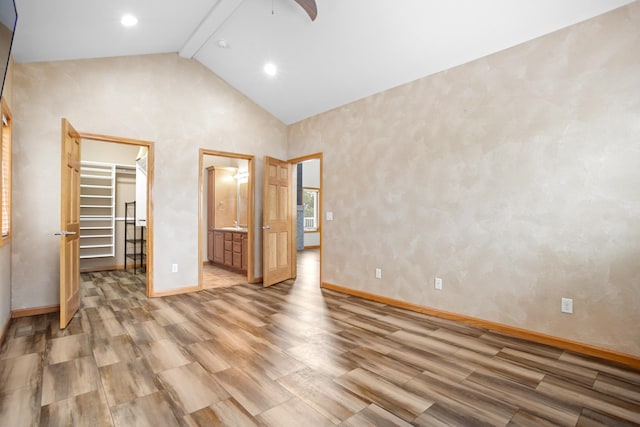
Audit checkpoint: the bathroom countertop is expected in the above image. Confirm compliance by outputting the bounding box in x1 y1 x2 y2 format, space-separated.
214 227 248 233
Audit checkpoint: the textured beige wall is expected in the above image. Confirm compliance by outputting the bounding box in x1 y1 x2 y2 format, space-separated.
12 53 287 308
288 4 640 356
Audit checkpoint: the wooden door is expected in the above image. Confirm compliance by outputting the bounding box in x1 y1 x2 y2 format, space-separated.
262 156 294 287
59 119 81 328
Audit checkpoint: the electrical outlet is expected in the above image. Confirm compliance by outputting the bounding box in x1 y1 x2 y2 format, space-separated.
172 264 178 273
326 211 334 221
561 298 573 314
375 268 382 279
434 277 443 290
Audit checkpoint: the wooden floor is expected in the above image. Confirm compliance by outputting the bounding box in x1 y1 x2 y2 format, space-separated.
202 263 248 289
1 249 639 426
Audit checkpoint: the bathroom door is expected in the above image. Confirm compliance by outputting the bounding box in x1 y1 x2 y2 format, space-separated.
58 118 81 328
262 156 294 287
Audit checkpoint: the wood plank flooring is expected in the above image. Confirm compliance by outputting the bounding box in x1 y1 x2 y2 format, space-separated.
1 249 639 426
202 263 248 289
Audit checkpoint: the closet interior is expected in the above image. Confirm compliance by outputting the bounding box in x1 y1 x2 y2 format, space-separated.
79 140 147 273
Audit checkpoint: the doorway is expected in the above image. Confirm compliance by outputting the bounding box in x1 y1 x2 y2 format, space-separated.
199 149 255 289
59 121 154 328
77 132 154 296
290 153 322 287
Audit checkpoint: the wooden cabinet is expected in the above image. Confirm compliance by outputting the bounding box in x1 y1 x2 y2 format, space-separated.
213 231 224 264
207 230 214 262
232 233 242 269
224 232 233 267
211 229 247 273
241 233 248 271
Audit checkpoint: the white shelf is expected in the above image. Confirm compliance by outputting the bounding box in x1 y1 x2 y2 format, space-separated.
79 162 116 259
80 244 114 249
80 254 114 259
80 184 112 189
80 174 112 179
116 169 136 175
83 160 134 169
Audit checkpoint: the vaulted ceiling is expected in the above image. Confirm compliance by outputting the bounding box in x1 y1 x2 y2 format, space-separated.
12 0 635 124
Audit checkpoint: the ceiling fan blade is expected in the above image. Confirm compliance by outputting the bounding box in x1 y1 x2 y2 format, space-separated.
293 0 317 21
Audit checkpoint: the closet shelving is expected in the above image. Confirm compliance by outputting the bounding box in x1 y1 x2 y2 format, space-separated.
79 161 136 261
79 161 116 259
124 201 146 273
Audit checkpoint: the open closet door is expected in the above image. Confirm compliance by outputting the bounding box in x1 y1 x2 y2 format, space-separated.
262 156 294 287
58 118 81 328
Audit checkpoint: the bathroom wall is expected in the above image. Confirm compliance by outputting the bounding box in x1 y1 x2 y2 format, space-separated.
13 53 287 308
288 3 640 356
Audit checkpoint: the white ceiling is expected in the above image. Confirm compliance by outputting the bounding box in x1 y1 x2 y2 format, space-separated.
12 0 635 124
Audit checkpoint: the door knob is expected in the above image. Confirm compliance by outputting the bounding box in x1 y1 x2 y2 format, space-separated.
262 226 271 230
54 231 77 236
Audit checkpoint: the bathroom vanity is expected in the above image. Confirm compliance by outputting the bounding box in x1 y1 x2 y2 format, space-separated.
210 228 248 273
206 165 249 273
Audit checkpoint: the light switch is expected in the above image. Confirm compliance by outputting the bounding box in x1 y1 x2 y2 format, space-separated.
326 211 333 221
561 298 573 314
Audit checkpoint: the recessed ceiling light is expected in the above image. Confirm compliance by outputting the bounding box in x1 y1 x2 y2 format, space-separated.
216 39 230 49
263 62 277 77
121 14 138 27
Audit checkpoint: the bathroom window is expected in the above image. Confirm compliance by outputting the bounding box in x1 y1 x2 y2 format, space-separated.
0 102 11 244
303 188 319 231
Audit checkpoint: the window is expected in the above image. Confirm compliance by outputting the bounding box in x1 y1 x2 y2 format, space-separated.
1 100 11 245
303 188 319 231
